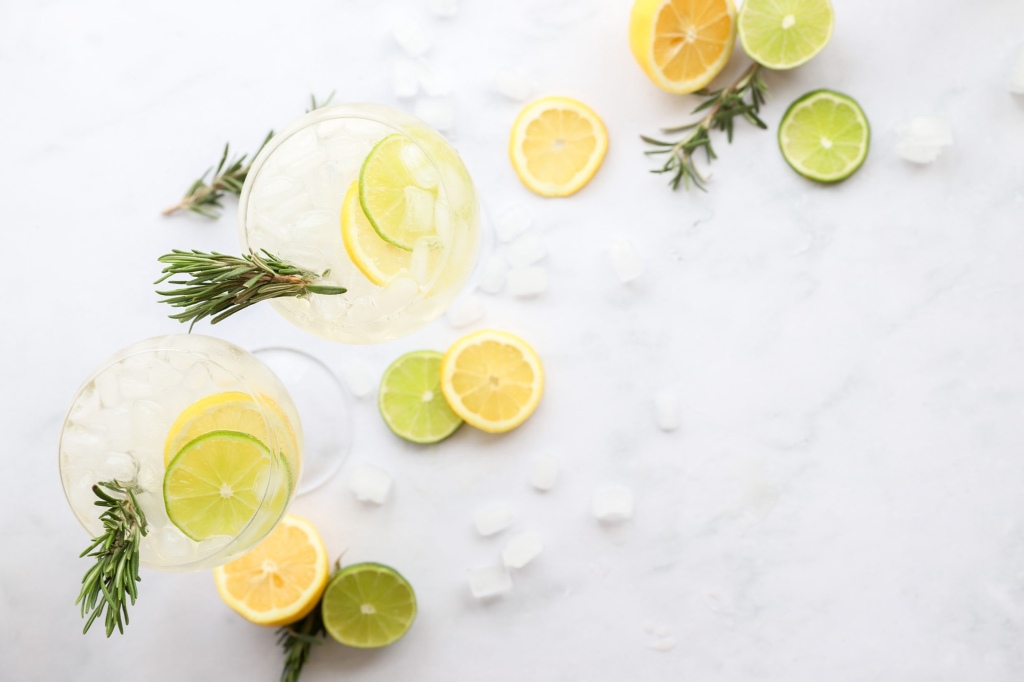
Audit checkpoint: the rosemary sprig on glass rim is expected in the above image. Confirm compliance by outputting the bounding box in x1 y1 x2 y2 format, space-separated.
76 480 148 637
641 62 768 191
155 249 347 330
276 601 327 682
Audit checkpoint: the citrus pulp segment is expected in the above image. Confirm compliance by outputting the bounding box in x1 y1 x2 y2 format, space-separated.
738 0 834 70
378 350 463 444
213 514 329 626
321 563 417 649
778 89 870 183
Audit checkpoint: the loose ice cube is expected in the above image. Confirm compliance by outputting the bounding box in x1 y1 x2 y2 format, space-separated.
400 143 440 189
416 61 453 97
507 232 547 268
411 237 442 284
654 389 681 431
492 67 535 102
477 256 508 294
1010 46 1024 94
506 266 548 297
467 565 512 599
608 240 644 283
429 0 458 17
403 186 436 233
341 358 375 398
530 454 560 491
97 452 138 483
474 502 513 536
895 116 954 164
392 16 431 57
392 60 419 99
647 637 676 652
446 294 485 328
349 461 393 504
495 205 532 242
415 98 456 133
592 486 634 523
502 531 543 569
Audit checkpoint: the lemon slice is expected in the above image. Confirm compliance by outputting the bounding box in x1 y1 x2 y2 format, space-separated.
321 562 417 648
163 430 289 541
509 97 608 198
341 180 410 285
213 514 329 626
738 0 834 70
360 134 438 251
778 89 870 183
629 0 737 94
378 350 463 444
440 330 544 433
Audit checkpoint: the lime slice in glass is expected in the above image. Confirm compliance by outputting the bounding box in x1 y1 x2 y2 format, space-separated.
321 562 417 649
341 180 410 286
163 430 285 541
378 350 463 444
739 0 834 70
360 134 438 251
778 89 870 183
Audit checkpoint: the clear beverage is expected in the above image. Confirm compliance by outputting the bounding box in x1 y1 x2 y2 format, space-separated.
239 103 481 344
58 335 302 571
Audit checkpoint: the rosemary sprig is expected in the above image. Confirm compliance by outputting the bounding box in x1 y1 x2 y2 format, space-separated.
276 602 327 682
306 90 336 113
641 62 768 191
155 249 347 329
75 480 148 637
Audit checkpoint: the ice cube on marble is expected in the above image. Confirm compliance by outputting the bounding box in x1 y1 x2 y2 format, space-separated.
502 531 543 569
592 485 634 523
467 565 512 599
476 256 508 295
403 186 436 233
349 461 393 504
416 61 452 97
654 389 681 431
446 294 485 328
474 502 513 536
506 266 548 297
647 637 676 652
341 358 375 398
415 98 455 133
608 240 644 283
495 205 532 242
429 0 458 17
1010 46 1024 94
530 454 560 491
392 59 420 98
400 143 440 190
492 67 535 102
506 231 547 268
392 16 431 57
895 116 954 164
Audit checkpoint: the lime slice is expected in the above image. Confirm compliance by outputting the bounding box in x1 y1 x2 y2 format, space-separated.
778 89 870 183
321 562 417 649
360 134 438 251
738 0 834 70
163 430 287 541
379 350 463 444
341 180 410 285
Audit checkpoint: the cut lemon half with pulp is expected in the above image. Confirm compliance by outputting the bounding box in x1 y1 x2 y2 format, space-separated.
163 430 288 541
360 134 438 251
778 89 870 183
379 350 463 444
341 180 411 285
213 514 329 627
629 0 737 94
321 562 417 649
440 330 544 434
509 97 608 198
738 0 834 70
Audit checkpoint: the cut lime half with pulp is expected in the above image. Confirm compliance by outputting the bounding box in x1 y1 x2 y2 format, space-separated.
739 0 834 70
164 430 286 541
778 89 870 183
360 134 438 251
321 562 417 649
379 350 463 444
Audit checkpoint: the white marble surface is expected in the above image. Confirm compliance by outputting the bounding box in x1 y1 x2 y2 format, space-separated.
3 0 1024 679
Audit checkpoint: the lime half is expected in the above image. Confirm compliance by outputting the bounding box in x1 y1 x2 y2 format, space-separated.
778 89 870 183
321 562 417 649
739 0 834 70
164 430 285 541
379 350 463 444
360 134 438 251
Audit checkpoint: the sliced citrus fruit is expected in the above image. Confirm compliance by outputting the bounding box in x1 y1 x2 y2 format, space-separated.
360 134 438 251
778 89 870 183
509 97 608 198
163 430 289 541
163 391 299 487
379 350 463 444
629 0 737 94
321 562 417 648
440 330 544 434
341 180 410 285
738 0 834 70
213 514 329 627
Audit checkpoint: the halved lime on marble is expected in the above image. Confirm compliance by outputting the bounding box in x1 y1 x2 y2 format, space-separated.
378 350 463 444
739 0 834 70
163 430 287 541
778 89 870 183
321 562 417 649
360 134 438 251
